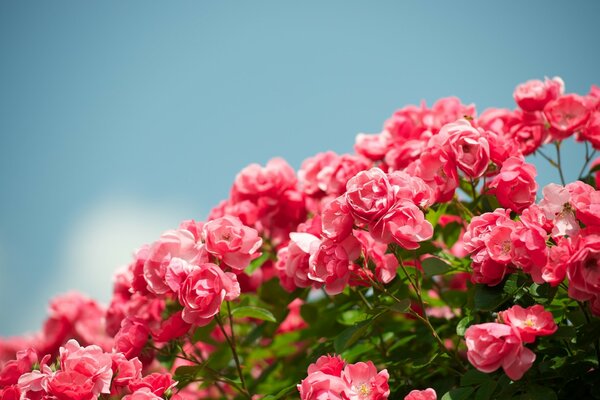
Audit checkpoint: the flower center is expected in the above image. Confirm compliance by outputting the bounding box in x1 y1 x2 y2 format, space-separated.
358 383 370 397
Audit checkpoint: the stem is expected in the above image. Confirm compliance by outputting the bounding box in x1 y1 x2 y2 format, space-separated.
577 141 598 180
554 141 566 185
536 148 558 167
216 309 251 399
395 261 465 371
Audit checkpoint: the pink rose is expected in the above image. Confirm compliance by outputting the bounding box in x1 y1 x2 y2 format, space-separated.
123 388 163 400
178 263 240 325
513 77 563 112
477 108 520 135
321 196 354 241
498 305 557 343
568 181 600 228
318 154 371 196
567 231 600 301
308 355 345 377
299 151 339 196
56 339 113 397
0 348 37 386
298 371 347 400
151 310 192 343
404 388 437 400
341 361 390 400
489 156 537 213
470 249 509 286
511 224 548 283
581 111 600 150
544 94 591 139
309 236 361 295
509 117 546 156
541 238 571 286
114 318 150 360
232 157 297 201
371 201 433 250
144 227 206 295
388 171 435 209
355 133 389 161
275 232 321 291
440 119 491 178
202 216 262 270
128 372 176 397
110 353 142 389
463 209 511 254
405 148 459 203
345 168 394 224
465 323 535 381
354 230 399 284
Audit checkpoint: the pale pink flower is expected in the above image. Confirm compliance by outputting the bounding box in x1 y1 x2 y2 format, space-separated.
298 371 347 400
538 184 580 238
465 323 535 381
342 361 390 400
404 388 437 400
498 305 557 343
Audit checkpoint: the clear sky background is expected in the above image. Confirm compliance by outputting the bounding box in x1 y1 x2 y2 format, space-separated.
1 1 599 336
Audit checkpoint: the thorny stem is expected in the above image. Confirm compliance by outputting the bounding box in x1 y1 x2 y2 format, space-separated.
216 309 251 399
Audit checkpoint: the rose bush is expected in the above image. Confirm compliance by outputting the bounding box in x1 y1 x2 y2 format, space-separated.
2 78 600 399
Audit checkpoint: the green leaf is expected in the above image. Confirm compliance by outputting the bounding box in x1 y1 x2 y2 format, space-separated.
515 385 558 400
460 369 491 386
426 203 449 226
473 283 507 311
334 320 371 353
441 387 475 400
337 309 370 326
456 316 474 337
475 380 497 400
422 257 452 277
174 365 203 388
231 306 277 323
246 251 270 275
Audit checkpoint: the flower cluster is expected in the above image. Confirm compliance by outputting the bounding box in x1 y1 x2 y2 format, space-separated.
465 304 557 380
2 77 600 399
298 355 389 400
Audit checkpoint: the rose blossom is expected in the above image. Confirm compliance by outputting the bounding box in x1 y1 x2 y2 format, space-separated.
128 372 177 397
114 317 150 359
371 201 433 250
202 215 262 270
309 236 361 295
341 361 390 400
354 132 389 161
488 156 537 213
404 388 437 400
440 119 491 178
345 168 394 224
123 388 163 400
513 77 563 112
498 305 557 343
298 355 346 400
321 196 354 241
465 323 535 381
299 151 339 196
567 231 600 302
538 184 580 238
178 263 240 325
544 94 591 139
275 232 321 291
581 110 600 150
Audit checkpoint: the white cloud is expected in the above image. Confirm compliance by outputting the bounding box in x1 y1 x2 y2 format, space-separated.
55 197 198 305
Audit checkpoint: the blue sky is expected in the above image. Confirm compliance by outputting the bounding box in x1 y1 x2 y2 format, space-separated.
1 1 599 335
